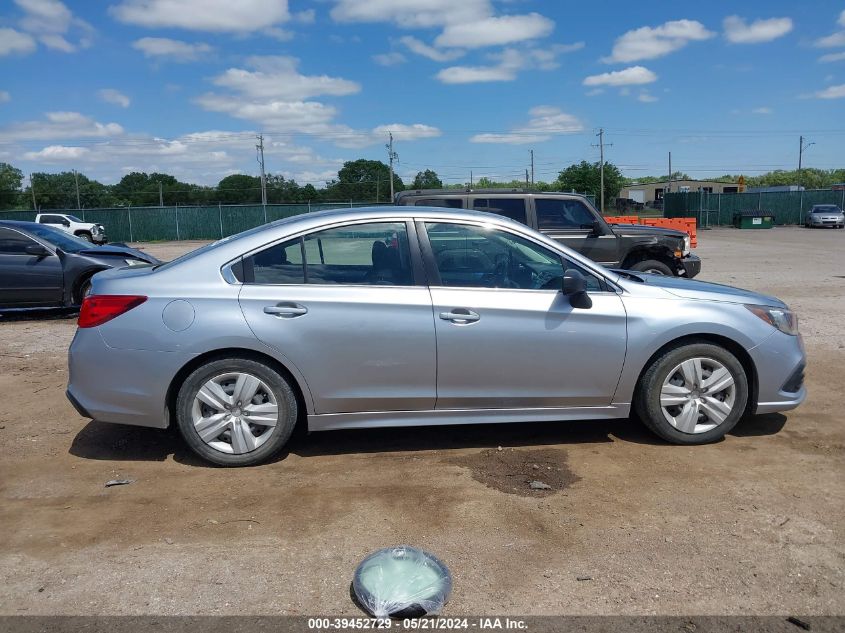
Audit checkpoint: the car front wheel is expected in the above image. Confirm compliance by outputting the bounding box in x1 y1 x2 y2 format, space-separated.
634 342 748 444
176 357 298 466
630 259 673 276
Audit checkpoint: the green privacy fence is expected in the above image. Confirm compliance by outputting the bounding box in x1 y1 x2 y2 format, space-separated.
664 189 845 226
0 202 390 243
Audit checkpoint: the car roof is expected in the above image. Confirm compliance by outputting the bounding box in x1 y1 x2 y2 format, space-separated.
0 220 38 228
395 188 589 199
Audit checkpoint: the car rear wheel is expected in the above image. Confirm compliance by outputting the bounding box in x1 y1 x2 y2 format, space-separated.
630 259 673 276
634 342 748 444
176 357 298 466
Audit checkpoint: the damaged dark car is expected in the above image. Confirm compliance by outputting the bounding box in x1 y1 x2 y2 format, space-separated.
0 220 159 310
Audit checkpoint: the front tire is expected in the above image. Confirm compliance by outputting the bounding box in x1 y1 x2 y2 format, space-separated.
634 342 748 445
76 231 93 242
630 259 673 276
176 357 298 466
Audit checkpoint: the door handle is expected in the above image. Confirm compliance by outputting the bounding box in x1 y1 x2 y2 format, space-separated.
439 308 480 324
263 303 308 318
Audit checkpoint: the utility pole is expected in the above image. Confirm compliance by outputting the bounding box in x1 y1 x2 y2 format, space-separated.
158 181 163 207
30 173 37 211
525 169 529 187
667 151 672 195
256 134 267 213
798 135 815 188
592 128 613 213
386 132 397 201
529 149 535 187
72 169 81 209
470 170 473 188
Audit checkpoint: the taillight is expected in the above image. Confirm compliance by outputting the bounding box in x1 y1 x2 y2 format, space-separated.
78 295 147 328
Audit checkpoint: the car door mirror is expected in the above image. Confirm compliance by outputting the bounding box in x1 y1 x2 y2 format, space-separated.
62 220 71 227
562 269 592 309
25 244 50 257
589 219 604 236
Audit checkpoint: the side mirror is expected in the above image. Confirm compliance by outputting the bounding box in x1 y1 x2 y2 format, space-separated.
562 269 592 309
590 219 603 236
25 244 50 258
62 220 70 227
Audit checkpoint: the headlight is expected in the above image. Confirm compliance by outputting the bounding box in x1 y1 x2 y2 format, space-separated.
746 304 798 335
124 258 148 267
682 235 691 255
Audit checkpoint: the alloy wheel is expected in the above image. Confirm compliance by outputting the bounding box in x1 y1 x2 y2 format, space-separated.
190 372 279 454
659 357 736 434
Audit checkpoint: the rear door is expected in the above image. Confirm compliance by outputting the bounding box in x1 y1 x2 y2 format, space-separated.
470 197 529 226
532 197 621 267
0 227 63 307
238 219 437 414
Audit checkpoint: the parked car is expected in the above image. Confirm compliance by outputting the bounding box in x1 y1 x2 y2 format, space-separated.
35 212 107 243
0 220 158 310
805 205 844 229
66 206 805 466
395 189 700 277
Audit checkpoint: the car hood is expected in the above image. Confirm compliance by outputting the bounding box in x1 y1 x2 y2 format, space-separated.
75 245 160 264
609 223 687 238
615 270 787 308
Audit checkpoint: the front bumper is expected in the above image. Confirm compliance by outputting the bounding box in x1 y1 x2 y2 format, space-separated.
679 253 701 278
748 331 807 415
808 216 844 227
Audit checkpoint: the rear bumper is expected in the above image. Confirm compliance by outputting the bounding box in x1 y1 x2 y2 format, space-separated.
679 254 701 278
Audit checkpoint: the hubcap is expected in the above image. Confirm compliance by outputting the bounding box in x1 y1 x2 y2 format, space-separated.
191 372 279 454
660 357 736 434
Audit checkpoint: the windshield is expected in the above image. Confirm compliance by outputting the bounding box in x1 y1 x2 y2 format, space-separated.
813 206 840 213
25 223 91 252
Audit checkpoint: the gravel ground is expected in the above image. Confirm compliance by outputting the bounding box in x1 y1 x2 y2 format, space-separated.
0 227 842 616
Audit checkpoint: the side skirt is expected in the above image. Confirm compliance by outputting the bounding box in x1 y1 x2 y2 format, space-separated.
308 404 631 432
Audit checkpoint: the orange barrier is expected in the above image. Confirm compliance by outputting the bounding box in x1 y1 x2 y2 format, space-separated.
604 215 698 247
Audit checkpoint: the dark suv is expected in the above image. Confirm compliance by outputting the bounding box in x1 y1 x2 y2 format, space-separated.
395 189 701 277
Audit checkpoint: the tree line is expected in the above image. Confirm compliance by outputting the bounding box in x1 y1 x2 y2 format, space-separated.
0 159 842 211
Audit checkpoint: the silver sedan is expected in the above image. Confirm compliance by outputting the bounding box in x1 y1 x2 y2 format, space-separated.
67 207 806 466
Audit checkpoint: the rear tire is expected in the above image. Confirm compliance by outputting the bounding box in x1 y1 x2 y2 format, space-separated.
176 357 298 466
634 342 748 445
630 259 673 276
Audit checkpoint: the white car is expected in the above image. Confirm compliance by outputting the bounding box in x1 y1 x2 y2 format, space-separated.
35 213 107 243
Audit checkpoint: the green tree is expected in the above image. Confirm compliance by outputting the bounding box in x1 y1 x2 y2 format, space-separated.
26 171 113 209
556 160 623 208
216 174 261 204
0 163 23 208
411 169 442 190
333 159 403 202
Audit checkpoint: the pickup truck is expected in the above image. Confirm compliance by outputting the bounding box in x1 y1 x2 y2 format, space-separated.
35 213 107 244
395 189 700 277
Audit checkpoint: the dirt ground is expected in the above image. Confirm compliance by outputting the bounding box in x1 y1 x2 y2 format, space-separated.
0 227 842 616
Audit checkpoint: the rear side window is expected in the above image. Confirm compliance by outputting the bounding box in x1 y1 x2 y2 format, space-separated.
536 199 596 230
243 222 413 286
413 198 462 208
471 198 527 225
39 215 63 224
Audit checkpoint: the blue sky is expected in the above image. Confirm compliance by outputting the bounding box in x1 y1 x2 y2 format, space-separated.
1 0 844 187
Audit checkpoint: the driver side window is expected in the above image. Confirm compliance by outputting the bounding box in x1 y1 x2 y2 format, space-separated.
424 222 565 290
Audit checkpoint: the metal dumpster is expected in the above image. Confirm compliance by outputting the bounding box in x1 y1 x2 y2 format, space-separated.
733 210 774 229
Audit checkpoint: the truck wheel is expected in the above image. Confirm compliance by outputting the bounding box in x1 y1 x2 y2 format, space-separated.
630 259 673 276
76 231 93 242
176 357 298 467
634 342 748 445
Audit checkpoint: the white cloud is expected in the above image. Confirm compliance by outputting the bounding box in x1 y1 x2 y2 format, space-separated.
331 0 554 50
470 106 583 144
435 13 554 49
637 91 658 103
109 0 290 32
399 36 464 62
819 51 845 63
812 83 845 99
723 16 793 44
815 31 845 48
132 37 213 62
24 145 90 161
372 52 407 66
0 91 10 102
583 66 657 87
0 27 37 55
14 0 94 52
99 88 130 108
436 45 581 84
0 112 123 142
751 106 772 114
437 64 517 84
371 124 441 141
602 19 713 63
840 9 845 27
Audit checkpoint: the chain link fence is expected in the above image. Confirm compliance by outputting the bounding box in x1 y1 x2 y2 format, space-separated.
664 189 845 226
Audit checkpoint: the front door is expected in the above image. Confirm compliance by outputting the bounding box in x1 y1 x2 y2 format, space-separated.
420 221 627 410
533 197 621 267
0 228 63 307
238 220 436 414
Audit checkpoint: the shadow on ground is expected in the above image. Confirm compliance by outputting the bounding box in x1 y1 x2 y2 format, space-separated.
68 411 788 466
